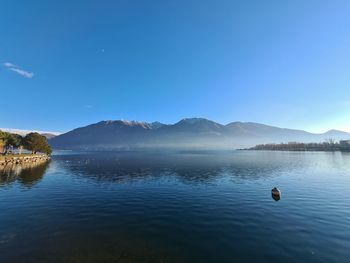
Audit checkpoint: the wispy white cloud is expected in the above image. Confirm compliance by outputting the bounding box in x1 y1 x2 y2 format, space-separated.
8 67 34 78
3 62 16 68
84 105 93 109
3 62 34 78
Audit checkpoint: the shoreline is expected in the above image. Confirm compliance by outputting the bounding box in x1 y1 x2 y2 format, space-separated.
0 154 50 170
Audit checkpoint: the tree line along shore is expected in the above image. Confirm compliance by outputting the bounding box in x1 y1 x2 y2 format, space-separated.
0 130 52 155
247 140 350 152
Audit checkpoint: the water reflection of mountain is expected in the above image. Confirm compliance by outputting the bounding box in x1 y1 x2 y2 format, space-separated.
53 151 305 184
0 162 50 187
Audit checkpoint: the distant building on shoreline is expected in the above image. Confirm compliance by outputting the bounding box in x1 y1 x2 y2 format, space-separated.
340 140 350 146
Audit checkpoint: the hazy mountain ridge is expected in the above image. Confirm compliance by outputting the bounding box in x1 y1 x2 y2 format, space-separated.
49 118 350 150
0 128 60 139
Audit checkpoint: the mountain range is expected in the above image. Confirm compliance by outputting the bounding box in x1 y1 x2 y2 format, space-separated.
49 118 350 150
0 128 61 139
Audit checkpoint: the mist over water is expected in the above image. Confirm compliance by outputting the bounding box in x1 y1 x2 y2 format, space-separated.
1 151 350 263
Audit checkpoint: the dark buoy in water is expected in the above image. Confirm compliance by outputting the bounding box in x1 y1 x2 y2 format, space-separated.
271 187 281 201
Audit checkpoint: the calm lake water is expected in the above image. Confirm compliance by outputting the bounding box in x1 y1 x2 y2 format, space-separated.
1 151 350 263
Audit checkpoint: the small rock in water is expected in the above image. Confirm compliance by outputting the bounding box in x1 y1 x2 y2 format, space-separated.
271 187 281 201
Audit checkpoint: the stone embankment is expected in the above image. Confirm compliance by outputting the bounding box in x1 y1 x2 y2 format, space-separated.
0 154 50 169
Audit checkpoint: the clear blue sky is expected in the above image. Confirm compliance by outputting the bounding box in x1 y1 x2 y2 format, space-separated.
1 0 350 133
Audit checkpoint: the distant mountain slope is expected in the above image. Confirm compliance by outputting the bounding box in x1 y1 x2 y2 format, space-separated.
49 118 350 150
0 128 61 139
40 133 58 139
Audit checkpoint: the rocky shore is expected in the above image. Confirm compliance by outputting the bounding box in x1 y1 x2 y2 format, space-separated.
0 154 50 169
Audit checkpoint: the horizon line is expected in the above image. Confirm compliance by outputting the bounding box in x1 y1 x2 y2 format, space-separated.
2 118 349 135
